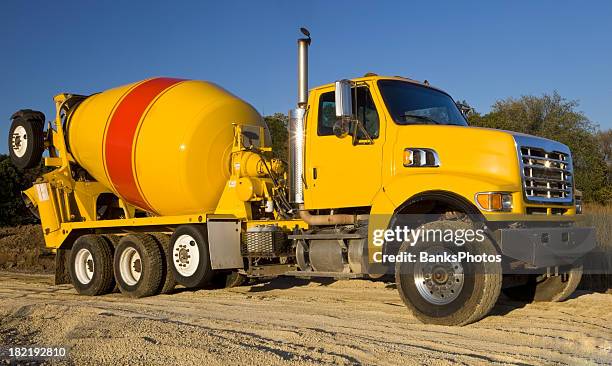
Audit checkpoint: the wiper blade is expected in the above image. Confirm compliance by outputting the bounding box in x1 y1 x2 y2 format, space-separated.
400 113 441 124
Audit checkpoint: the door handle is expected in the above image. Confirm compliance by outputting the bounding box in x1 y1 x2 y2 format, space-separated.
313 167 317 180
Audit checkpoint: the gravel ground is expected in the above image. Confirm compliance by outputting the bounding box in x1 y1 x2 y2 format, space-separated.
0 272 610 366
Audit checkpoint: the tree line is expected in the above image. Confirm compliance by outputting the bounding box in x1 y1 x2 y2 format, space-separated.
0 91 609 227
0 155 45 226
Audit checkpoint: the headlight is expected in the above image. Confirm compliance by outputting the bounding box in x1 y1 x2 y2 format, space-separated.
575 197 583 214
475 192 513 212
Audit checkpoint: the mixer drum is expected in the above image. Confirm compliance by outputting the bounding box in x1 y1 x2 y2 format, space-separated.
67 78 267 215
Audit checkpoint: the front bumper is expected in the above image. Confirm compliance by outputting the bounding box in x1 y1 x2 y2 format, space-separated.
497 226 596 268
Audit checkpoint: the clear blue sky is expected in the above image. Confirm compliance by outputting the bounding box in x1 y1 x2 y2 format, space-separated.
1 1 611 153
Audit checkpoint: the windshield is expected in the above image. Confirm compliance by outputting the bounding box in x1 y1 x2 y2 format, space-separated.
377 80 468 126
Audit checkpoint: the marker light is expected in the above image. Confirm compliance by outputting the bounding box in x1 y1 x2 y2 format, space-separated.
475 192 513 212
403 148 440 167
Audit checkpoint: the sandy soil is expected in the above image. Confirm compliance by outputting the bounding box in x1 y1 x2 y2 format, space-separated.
0 272 610 366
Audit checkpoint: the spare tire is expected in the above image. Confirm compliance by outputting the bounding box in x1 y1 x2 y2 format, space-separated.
8 109 45 169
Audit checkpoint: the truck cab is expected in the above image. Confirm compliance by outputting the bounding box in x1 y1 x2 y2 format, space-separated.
305 74 576 218
288 69 595 324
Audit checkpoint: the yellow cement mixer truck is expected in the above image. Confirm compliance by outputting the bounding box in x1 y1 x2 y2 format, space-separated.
7 29 595 325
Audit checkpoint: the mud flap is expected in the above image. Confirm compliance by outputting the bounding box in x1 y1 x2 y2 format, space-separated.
55 249 71 285
207 219 244 270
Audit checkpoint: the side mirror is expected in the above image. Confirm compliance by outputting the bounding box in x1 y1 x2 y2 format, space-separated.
335 80 353 119
456 102 473 117
334 79 353 139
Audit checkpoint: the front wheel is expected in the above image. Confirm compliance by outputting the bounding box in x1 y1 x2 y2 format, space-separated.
395 220 502 326
502 264 583 302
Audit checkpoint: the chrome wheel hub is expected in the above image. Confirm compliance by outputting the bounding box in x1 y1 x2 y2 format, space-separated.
414 247 464 305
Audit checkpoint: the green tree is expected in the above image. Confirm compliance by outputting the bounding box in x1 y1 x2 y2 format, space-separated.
264 113 289 160
468 92 611 203
597 129 612 169
0 154 45 226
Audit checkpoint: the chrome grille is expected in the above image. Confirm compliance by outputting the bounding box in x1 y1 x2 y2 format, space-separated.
514 135 573 204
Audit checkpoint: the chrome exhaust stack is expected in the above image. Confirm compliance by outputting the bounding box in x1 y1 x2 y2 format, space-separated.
297 28 311 108
288 28 364 225
289 28 311 204
288 108 305 203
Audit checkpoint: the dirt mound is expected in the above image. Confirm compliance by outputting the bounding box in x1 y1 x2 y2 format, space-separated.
0 225 53 272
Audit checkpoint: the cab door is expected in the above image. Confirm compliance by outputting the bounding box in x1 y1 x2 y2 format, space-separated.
304 83 385 209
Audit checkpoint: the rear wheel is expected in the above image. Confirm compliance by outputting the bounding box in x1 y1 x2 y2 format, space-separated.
149 233 176 294
103 235 120 293
395 220 502 326
69 235 115 296
8 109 45 169
502 264 583 302
169 225 215 289
114 234 163 298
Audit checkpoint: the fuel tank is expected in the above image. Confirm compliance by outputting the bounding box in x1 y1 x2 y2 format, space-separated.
67 77 266 215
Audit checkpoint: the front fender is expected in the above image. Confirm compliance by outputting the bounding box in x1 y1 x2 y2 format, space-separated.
366 172 518 274
371 172 517 217
386 172 517 209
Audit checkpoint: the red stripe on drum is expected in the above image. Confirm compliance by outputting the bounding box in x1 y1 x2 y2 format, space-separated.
104 77 184 212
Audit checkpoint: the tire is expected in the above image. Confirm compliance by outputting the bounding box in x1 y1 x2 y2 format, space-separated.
207 271 246 289
395 220 502 326
149 233 176 294
69 235 115 296
224 271 246 288
8 109 45 169
103 235 121 293
102 234 120 247
502 264 583 302
168 225 214 289
114 234 163 298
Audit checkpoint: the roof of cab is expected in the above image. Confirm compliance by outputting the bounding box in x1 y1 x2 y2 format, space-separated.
310 74 450 96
